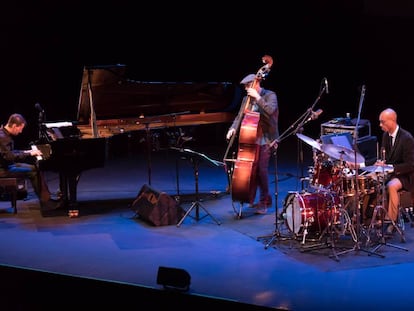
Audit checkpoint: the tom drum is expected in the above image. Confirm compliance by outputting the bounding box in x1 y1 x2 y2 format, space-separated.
310 160 340 190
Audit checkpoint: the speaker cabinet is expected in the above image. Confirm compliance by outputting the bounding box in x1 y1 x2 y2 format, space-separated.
156 266 191 291
131 184 182 226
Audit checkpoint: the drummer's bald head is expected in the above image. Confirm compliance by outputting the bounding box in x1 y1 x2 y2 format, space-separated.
380 108 397 122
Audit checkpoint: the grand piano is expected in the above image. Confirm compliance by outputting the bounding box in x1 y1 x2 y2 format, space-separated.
38 64 236 208
76 64 236 138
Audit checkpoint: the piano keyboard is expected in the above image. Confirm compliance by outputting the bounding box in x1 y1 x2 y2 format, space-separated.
31 144 52 161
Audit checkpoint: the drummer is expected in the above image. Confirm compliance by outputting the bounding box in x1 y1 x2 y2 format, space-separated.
347 108 414 234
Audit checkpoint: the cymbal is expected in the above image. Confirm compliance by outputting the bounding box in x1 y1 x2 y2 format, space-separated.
321 144 365 163
296 133 322 151
363 164 394 173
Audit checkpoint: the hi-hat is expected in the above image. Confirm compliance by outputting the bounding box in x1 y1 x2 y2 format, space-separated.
296 133 322 151
363 164 394 173
321 144 365 163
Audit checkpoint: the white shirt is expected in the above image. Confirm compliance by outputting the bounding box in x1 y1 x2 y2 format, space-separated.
390 125 399 147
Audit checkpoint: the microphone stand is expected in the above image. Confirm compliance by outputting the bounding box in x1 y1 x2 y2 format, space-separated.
257 83 327 248
293 79 326 191
36 106 46 143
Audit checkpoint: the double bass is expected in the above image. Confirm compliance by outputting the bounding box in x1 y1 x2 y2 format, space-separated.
224 55 273 204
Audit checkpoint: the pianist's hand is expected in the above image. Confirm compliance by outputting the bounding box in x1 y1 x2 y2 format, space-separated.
26 149 42 157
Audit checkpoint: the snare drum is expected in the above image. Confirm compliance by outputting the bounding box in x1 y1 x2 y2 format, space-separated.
342 176 376 196
282 191 340 235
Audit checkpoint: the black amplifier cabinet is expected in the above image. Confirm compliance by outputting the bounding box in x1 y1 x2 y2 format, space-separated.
357 135 378 165
321 118 371 139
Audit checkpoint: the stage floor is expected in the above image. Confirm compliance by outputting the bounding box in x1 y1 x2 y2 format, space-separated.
1 138 414 310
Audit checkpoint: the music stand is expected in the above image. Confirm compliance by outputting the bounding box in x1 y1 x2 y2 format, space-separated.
176 148 222 227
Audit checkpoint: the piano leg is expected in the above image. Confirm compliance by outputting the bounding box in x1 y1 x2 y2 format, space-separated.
68 173 78 207
59 173 68 204
59 172 79 208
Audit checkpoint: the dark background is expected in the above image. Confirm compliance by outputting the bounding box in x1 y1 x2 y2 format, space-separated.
3 1 414 148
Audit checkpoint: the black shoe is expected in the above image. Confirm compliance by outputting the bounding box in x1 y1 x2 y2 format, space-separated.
49 197 63 203
40 199 65 212
40 200 66 217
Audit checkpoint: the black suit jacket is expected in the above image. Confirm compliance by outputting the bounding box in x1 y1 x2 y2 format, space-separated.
383 127 414 193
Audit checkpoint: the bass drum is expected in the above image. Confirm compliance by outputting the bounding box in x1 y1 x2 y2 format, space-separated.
282 191 340 235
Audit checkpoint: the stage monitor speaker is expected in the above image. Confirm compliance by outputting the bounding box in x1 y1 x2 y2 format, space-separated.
131 184 182 226
156 266 191 292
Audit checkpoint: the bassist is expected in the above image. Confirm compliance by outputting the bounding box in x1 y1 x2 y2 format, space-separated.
226 71 279 214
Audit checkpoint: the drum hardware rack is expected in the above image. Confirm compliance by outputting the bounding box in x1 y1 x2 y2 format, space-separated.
299 208 351 262
299 163 358 261
325 86 382 259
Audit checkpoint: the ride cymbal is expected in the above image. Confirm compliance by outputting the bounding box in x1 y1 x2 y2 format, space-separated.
296 133 322 151
321 144 365 163
363 164 394 174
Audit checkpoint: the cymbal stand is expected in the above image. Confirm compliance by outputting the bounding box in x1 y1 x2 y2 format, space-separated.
334 85 382 258
367 170 408 254
297 127 306 191
144 122 153 186
176 151 221 227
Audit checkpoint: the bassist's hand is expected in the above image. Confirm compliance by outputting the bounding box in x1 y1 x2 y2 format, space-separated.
226 128 236 140
269 139 278 150
247 88 261 101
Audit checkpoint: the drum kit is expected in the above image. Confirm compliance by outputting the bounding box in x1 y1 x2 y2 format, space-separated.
282 133 399 250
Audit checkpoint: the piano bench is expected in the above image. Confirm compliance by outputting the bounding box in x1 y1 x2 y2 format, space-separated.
0 177 18 214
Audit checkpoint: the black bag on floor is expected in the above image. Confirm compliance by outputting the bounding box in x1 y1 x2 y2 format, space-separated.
131 184 183 226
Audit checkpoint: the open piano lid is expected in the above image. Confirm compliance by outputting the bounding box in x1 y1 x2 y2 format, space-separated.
77 64 236 124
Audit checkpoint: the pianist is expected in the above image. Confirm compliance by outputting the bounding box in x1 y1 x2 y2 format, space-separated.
0 113 60 211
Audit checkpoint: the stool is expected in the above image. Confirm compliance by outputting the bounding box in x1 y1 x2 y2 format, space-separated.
398 190 414 229
0 177 18 214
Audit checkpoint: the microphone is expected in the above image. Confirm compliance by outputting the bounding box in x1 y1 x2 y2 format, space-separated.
35 103 44 112
324 78 329 94
381 147 386 162
310 109 323 120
